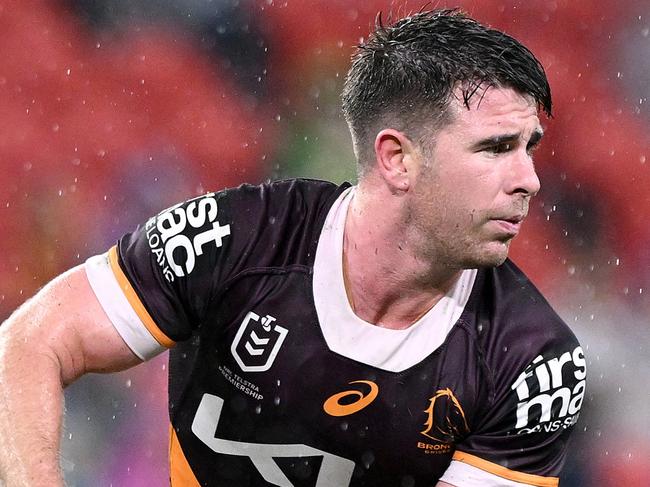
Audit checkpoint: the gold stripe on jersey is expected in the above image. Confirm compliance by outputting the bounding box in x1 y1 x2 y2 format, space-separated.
108 245 175 348
452 451 559 487
169 426 201 487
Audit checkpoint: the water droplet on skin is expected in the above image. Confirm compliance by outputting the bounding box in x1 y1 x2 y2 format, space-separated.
125 379 132 388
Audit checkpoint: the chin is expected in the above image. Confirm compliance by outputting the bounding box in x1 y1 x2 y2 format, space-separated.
460 243 510 268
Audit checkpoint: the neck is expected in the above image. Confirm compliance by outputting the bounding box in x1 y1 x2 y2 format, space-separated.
343 185 462 330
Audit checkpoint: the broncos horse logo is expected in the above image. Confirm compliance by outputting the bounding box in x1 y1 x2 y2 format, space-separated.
421 388 470 443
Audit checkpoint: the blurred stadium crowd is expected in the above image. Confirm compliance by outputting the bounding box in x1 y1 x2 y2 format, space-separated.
1 0 649 485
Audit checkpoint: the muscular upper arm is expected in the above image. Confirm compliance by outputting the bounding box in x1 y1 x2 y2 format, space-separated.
1 264 142 386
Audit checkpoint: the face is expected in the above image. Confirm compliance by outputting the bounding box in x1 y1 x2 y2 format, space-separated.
404 85 543 269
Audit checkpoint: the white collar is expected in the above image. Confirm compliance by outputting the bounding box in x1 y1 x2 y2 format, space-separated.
312 187 477 372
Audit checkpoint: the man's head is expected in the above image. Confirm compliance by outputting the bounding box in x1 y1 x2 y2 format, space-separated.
341 8 551 176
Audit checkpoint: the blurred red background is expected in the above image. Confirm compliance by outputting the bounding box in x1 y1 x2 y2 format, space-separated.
1 0 648 485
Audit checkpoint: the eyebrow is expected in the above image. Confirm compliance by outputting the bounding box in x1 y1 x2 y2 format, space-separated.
471 128 544 151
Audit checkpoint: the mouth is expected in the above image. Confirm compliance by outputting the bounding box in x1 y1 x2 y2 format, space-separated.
490 215 525 236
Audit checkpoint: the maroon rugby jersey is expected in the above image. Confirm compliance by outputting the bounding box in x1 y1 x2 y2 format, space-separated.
85 178 585 487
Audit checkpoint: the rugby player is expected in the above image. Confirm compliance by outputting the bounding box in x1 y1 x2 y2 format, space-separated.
0 9 585 486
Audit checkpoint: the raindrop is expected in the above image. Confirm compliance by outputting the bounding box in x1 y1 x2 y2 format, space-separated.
401 476 416 487
361 451 375 469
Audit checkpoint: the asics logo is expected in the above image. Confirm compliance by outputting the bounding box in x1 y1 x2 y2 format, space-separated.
323 380 379 417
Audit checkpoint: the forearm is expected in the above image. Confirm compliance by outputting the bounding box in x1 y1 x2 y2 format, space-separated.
0 265 143 486
0 308 68 487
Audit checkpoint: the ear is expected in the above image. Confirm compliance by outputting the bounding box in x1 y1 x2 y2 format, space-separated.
374 129 417 193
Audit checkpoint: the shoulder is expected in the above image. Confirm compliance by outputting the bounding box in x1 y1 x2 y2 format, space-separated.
477 259 579 352
214 178 350 266
220 178 346 211
449 261 586 474
471 260 584 414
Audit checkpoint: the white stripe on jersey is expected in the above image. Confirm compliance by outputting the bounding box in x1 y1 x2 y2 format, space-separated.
440 460 543 487
85 253 165 360
313 187 477 373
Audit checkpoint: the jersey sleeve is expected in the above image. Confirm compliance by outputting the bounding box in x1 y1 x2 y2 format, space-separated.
85 190 237 360
84 179 344 361
441 292 586 486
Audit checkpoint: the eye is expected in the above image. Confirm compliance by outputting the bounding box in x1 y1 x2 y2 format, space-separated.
526 142 540 156
486 142 513 154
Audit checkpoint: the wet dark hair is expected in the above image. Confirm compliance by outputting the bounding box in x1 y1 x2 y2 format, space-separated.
341 8 552 175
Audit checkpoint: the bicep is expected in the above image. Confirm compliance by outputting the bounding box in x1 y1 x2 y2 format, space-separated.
4 264 142 385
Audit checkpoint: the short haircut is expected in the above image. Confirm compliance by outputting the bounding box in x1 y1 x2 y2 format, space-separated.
341 8 552 177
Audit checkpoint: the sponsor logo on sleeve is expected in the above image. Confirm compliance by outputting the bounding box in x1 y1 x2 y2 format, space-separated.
231 311 288 373
510 345 586 434
144 193 231 282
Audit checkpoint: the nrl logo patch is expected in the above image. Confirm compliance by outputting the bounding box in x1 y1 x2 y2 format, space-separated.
231 311 288 372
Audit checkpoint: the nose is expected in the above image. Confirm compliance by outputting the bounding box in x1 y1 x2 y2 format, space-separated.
506 150 541 197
